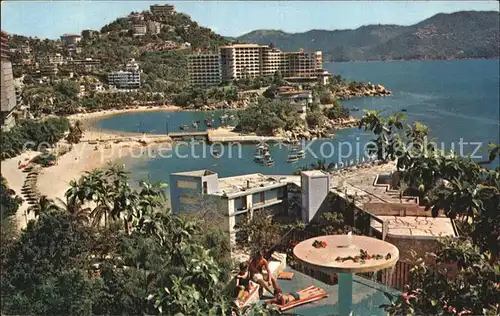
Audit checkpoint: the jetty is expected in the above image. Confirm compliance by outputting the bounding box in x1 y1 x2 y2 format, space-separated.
166 129 286 144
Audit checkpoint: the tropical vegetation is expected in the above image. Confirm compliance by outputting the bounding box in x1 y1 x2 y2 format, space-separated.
236 98 303 135
0 117 69 160
383 238 500 316
1 165 279 315
355 110 500 313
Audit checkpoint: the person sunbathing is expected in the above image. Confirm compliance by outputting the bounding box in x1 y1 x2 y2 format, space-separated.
248 250 279 296
265 288 302 306
235 262 253 301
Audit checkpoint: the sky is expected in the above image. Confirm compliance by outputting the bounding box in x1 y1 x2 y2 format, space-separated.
1 1 499 39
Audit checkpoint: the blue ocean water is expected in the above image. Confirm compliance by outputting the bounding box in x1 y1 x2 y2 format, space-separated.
97 59 499 184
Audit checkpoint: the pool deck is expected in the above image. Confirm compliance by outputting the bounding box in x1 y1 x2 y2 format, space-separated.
259 267 400 316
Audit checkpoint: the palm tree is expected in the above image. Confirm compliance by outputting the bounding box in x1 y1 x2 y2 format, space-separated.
27 195 59 218
56 197 91 227
66 169 110 227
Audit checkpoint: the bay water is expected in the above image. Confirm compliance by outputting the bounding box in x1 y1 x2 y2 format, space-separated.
96 59 500 184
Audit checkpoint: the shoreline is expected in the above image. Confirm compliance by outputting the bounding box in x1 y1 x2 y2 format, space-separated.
69 105 182 132
1 120 173 231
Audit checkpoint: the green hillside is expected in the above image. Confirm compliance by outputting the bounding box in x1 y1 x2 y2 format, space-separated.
236 11 500 61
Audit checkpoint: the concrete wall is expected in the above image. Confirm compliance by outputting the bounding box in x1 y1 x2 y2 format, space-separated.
301 172 330 223
1 60 17 125
169 172 220 213
363 202 429 217
169 174 202 213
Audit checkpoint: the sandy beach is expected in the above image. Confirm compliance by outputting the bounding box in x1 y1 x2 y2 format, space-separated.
2 106 177 231
68 105 182 123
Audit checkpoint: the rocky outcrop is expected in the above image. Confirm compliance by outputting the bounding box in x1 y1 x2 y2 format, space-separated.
335 83 391 100
278 116 359 140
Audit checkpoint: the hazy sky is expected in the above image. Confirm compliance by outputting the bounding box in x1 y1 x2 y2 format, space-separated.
1 1 499 39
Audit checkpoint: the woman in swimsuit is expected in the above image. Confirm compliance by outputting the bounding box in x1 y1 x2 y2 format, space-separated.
265 288 302 306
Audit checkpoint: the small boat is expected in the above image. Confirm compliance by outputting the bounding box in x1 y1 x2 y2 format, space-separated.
180 124 189 130
295 149 305 157
229 114 235 120
401 109 407 112
212 150 221 158
192 121 198 128
351 107 360 111
287 155 301 163
264 157 275 167
254 155 265 163
254 147 266 163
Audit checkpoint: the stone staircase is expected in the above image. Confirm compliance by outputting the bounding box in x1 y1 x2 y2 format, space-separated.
20 165 41 206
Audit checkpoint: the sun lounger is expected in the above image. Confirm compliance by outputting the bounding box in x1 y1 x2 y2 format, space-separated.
235 281 260 309
278 271 295 280
277 285 328 311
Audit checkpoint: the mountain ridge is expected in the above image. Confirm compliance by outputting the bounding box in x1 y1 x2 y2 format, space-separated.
235 11 500 61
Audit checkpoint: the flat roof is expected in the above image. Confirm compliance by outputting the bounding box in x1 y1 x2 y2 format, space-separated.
217 173 293 198
302 170 329 177
220 44 264 48
329 161 413 205
371 216 457 239
171 169 216 177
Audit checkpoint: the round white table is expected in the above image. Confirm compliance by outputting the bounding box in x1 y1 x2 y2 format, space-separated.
293 235 399 316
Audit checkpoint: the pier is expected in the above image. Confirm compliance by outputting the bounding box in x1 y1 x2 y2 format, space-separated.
167 130 286 144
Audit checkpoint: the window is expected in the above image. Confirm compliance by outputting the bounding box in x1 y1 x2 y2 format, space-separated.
234 196 247 211
202 181 207 194
260 192 265 203
177 180 197 189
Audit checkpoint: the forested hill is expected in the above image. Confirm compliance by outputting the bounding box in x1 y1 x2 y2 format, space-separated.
7 7 229 91
236 11 500 61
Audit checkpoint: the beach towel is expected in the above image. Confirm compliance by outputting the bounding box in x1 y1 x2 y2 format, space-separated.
277 285 328 311
278 271 295 280
235 282 260 309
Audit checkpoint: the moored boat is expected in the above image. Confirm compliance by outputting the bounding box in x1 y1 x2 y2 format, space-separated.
287 155 301 163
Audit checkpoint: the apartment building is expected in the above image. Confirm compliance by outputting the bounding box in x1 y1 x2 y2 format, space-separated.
81 29 99 42
220 44 264 81
107 71 140 89
282 50 323 78
187 44 327 86
187 53 221 87
60 33 81 47
147 21 162 35
169 170 299 243
150 4 175 15
40 64 59 77
69 58 101 73
108 58 141 89
1 31 17 131
42 53 64 65
125 58 140 72
132 24 147 36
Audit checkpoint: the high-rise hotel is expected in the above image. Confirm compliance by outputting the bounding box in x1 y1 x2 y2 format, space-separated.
188 44 329 87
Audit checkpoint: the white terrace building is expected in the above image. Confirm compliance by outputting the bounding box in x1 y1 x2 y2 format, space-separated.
169 161 458 263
